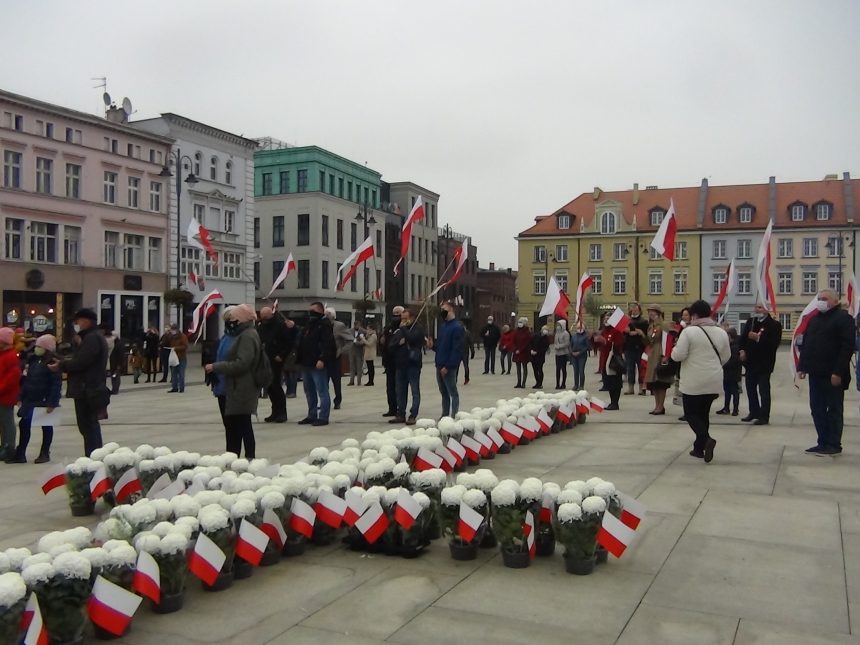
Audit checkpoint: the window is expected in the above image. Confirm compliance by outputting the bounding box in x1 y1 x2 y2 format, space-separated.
147 237 161 272
363 187 369 204
279 171 289 194
204 250 219 278
712 272 726 295
225 161 232 185
329 174 335 195
209 207 220 232
210 156 218 181
127 176 140 208
600 212 616 234
4 218 23 259
609 243 624 261
123 233 144 270
253 262 260 288
802 271 817 294
673 270 688 295
347 181 353 201
816 203 831 221
613 271 627 295
297 213 310 246
321 215 329 247
827 237 843 257
558 214 570 229
35 157 52 194
533 271 546 295
674 240 688 260
737 271 752 295
376 230 382 257
802 238 818 258
104 231 119 268
321 260 329 289
777 238 793 258
193 203 205 225
350 222 357 251
714 207 728 224
648 270 662 295
791 203 806 221
253 218 260 248
103 171 117 204
589 243 602 261
591 273 602 294
650 210 664 226
338 177 344 198
555 271 568 292
297 169 308 192
555 244 568 261
222 252 241 280
224 210 234 234
318 170 325 192
649 246 661 260
64 226 81 265
261 172 273 195
371 189 377 207
297 259 310 289
272 260 284 287
777 271 792 295
193 152 201 176
351 270 357 292
181 246 202 278
336 219 344 249
3 151 22 188
533 246 546 263
45 123 54 139
778 313 791 330
712 239 726 259
829 272 842 293
65 127 74 142
739 206 753 223
28 222 57 263
65 163 81 198
737 239 751 259
272 215 284 247
149 182 162 212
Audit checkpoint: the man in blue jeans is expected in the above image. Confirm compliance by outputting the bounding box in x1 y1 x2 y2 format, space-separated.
391 307 427 425
296 302 337 427
433 300 465 418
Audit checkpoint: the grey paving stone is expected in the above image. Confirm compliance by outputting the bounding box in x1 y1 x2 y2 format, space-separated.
734 619 860 644
616 604 739 645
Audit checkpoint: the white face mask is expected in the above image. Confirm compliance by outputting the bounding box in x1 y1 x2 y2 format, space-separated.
541 329 549 336
487 318 494 324
517 323 524 328
816 300 831 313
73 324 81 333
755 312 767 321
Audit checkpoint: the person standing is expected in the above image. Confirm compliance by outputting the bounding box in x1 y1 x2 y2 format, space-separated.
165 324 189 393
143 327 160 382
529 325 550 389
570 324 590 390
553 319 571 389
0 327 22 461
258 306 289 423
325 307 352 410
391 308 426 424
716 327 742 416
434 301 465 417
205 305 261 458
622 302 649 395
348 321 366 386
461 326 475 385
102 325 123 395
380 306 404 416
602 325 625 410
358 322 378 386
798 289 855 456
738 303 782 425
158 328 172 383
283 318 300 398
297 302 337 426
671 300 730 463
129 343 143 384
498 324 514 375
480 316 501 374
644 305 674 415
512 318 532 388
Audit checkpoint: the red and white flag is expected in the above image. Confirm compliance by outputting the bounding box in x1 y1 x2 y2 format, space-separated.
394 196 425 277
790 296 819 380
474 430 495 455
261 508 287 549
114 467 142 503
606 307 630 333
355 502 389 544
151 479 185 500
755 219 777 313
500 422 523 446
458 502 484 542
90 464 111 501
87 575 142 636
337 236 374 291
446 237 469 286
146 473 171 498
518 417 541 440
556 404 573 423
576 400 589 416
524 510 536 559
459 435 482 461
435 447 456 472
132 550 160 604
486 427 505 449
618 492 647 530
187 270 198 287
235 519 270 566
187 289 223 336
21 593 48 645
394 489 422 530
650 197 678 260
188 532 226 585
597 510 638 558
266 252 297 298
574 272 594 329
539 276 571 320
413 447 444 471
660 332 674 363
446 437 467 465
343 489 368 527
711 259 736 319
540 491 554 525
187 217 218 265
314 491 347 529
289 498 317 538
536 409 553 434
40 463 65 495
847 272 859 317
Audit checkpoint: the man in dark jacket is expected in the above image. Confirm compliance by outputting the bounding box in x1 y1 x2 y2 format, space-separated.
143 326 160 382
380 306 404 417
738 303 782 425
479 316 501 374
390 308 427 425
798 289 855 455
49 308 109 456
622 303 649 395
295 302 337 426
433 301 465 417
258 306 289 423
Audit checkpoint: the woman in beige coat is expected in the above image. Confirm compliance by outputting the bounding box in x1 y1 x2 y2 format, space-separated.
644 304 674 415
358 323 378 386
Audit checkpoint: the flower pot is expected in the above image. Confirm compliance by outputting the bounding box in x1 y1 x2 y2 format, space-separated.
69 501 95 517
563 553 596 575
482 451 495 460
519 437 531 446
93 623 128 640
202 569 234 592
467 455 481 466
233 558 254 580
0 599 25 644
501 549 531 568
577 413 586 424
260 549 281 566
427 522 441 541
399 543 427 559
595 546 608 564
151 592 184 614
282 537 306 557
449 540 479 561
497 442 512 455
51 637 84 645
535 533 556 557
479 530 497 549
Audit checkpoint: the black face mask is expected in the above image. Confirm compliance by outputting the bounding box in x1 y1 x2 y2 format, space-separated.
224 320 241 336
309 310 323 320
440 310 450 320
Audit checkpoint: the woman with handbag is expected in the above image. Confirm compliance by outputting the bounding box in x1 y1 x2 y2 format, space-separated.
644 304 675 415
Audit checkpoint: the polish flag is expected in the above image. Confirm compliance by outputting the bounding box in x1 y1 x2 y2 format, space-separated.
555 404 573 423
539 276 571 320
458 502 484 542
500 422 523 446
589 397 606 413
650 197 678 260
187 270 197 287
146 473 172 498
343 489 368 527
755 219 777 313
151 479 185 500
660 331 674 362
40 463 65 495
446 437 467 465
446 237 470 286
355 502 389 544
575 400 589 416
790 296 819 380
474 430 495 455
187 289 223 336
518 417 541 440
114 468 142 503
597 510 638 558
618 492 647 530
21 593 48 645
266 252 297 298
394 489 423 530
261 508 287 549
337 236 375 291
847 272 859 317
574 272 594 329
132 550 160 604
536 409 553 434
524 510 536 559
394 196 425 277
711 259 736 319
187 217 218 264
87 575 142 636
435 447 456 472
486 427 505 449
289 498 317 538
606 307 630 333
89 464 111 501
413 447 444 471
314 491 347 529
235 519 270 566
539 491 554 525
188 532 226 585
459 435 482 461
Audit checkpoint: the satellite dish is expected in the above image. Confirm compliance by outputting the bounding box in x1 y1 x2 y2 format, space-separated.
122 97 132 114
102 92 112 106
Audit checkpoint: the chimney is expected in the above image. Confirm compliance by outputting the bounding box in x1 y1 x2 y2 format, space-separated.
593 187 602 200
105 106 127 124
844 171 854 224
489 262 495 271
632 182 640 205
768 176 777 223
696 177 708 228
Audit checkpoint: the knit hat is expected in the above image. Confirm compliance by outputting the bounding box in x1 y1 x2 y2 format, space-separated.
35 334 57 352
73 308 98 322
228 304 257 324
0 328 13 345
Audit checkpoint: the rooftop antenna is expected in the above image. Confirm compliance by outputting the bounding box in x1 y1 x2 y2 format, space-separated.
92 76 110 111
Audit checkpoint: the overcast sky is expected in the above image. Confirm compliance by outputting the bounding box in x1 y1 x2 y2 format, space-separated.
5 1 859 266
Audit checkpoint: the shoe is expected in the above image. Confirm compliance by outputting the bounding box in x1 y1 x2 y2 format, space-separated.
625 387 634 395
347 382 354 386
649 409 665 415
159 378 167 383
464 380 470 385
365 382 374 386
334 404 341 410
389 417 406 424
406 416 417 425
167 389 178 393
678 416 687 422
689 449 704 458
264 415 276 423
805 445 823 454
740 415 756 422
715 409 729 415
605 403 619 410
34 454 50 464
298 417 315 425
598 386 608 391
272 415 288 423
286 393 297 399
753 419 769 426
703 438 716 463
814 446 841 456
731 410 738 416
482 371 489 375
639 390 647 396
312 420 329 427
382 411 396 417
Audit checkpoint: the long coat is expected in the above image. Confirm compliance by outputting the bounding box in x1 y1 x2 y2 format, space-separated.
212 324 261 416
645 320 675 385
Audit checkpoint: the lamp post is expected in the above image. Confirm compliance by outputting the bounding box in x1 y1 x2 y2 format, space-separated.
824 231 852 298
159 149 199 325
355 200 377 298
623 237 650 302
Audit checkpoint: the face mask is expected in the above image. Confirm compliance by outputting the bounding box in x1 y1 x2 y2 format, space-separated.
816 300 831 313
517 322 524 328
34 347 46 357
73 324 81 333
309 311 323 320
541 329 549 336
224 320 241 335
440 310 450 321
488 318 494 324
755 313 767 321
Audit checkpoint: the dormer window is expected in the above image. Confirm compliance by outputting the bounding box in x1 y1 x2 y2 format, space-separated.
193 152 201 176
558 214 571 229
600 211 616 234
738 204 755 223
789 202 807 221
649 208 665 227
814 201 832 221
713 206 728 224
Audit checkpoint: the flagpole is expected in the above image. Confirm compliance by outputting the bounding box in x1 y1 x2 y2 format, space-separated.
411 255 457 329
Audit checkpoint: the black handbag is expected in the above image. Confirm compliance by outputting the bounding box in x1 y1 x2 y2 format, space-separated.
608 352 625 374
654 360 678 381
86 384 111 411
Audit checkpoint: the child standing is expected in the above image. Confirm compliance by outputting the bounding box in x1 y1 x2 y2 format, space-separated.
716 327 742 416
0 327 22 461
129 343 144 384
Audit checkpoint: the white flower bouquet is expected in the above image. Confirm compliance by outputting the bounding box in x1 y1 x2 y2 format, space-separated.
198 503 235 578
0 571 27 643
490 483 530 566
65 457 101 516
23 551 92 643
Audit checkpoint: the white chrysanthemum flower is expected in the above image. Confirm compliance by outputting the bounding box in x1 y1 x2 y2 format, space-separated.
364 462 386 480
4 548 31 572
557 502 582 523
462 488 487 510
177 469 196 485
153 455 175 472
158 532 187 555
152 498 172 521
36 531 65 554
309 447 329 463
138 459 156 473
333 474 351 492
340 438 360 449
207 476 224 491
51 552 91 580
135 444 155 459
392 462 411 478
221 471 239 481
174 516 199 534
0 553 9 574
490 484 518 507
79 547 108 569
557 489 583 506
564 480 590 497
199 504 230 532
585 476 606 491
456 473 476 489
62 527 93 550
230 498 257 520
320 462 342 478
106 544 136 568
362 491 380 508
134 533 161 554
542 482 561 504
379 445 400 461
170 495 200 519
168 522 193 541
193 490 225 507
230 458 250 473
47 544 75 558
0 571 27 607
593 481 616 499
473 469 499 493
22 562 55 586
581 496 607 515
218 493 238 511
152 521 175 538
441 485 467 506
93 517 131 544
90 447 110 462
104 450 137 469
382 487 401 508
260 491 286 511
152 446 172 458
413 491 431 510
520 478 543 502
126 500 157 528
22 553 53 570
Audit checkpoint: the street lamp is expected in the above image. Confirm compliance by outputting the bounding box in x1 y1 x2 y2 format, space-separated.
824 231 853 298
159 150 199 325
355 200 377 298
622 238 650 302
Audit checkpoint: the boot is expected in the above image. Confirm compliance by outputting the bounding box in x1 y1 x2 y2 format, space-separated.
35 451 50 464
5 447 26 464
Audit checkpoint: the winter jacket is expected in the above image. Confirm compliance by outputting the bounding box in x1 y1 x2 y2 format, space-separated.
479 323 501 347
553 328 571 356
530 332 550 364
738 314 782 374
434 319 465 370
380 318 401 368
623 315 649 353
331 319 353 358
671 319 730 395
798 305 855 388
0 347 22 406
569 331 589 356
211 334 237 397
143 331 160 358
358 331 378 361
19 353 62 416
645 321 674 385
62 326 108 400
257 315 290 361
722 337 742 383
212 324 261 416
393 322 427 369
499 330 515 353
512 327 532 363
297 316 337 369
166 331 189 360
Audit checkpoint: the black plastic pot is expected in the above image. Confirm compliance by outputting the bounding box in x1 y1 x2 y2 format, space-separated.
595 546 608 564
536 533 556 557
93 624 127 640
427 522 442 541
282 537 307 557
483 451 495 460
480 530 497 549
233 558 254 580
151 592 184 614
202 569 234 591
449 539 478 561
69 502 95 517
563 553 596 575
260 549 281 566
501 549 531 568
497 443 512 455
519 437 531 446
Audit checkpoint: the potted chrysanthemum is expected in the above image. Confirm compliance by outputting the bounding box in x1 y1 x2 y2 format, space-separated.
230 497 259 580
408 469 447 540
198 503 235 592
400 492 432 558
490 483 530 568
258 491 286 566
135 528 189 614
24 551 92 644
0 571 27 644
65 457 100 516
537 482 560 556
589 479 620 564
553 495 606 575
472 470 500 548
87 541 136 639
442 487 487 561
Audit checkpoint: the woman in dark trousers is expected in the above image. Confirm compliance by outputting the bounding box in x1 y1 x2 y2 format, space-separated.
716 327 742 416
461 327 475 385
603 326 625 410
512 318 532 388
529 325 550 389
143 327 160 382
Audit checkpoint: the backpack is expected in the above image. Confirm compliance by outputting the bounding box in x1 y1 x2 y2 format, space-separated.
254 340 273 388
